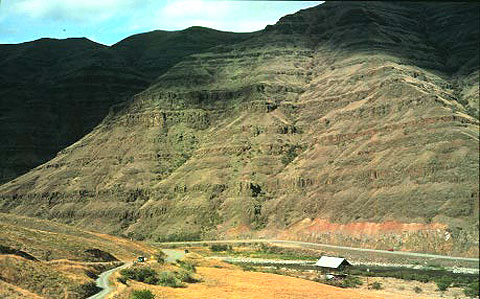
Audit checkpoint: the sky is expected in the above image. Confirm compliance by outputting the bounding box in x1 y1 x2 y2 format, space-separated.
0 0 322 45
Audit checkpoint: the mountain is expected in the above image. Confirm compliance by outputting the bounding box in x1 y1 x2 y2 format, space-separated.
0 2 478 257
0 28 254 184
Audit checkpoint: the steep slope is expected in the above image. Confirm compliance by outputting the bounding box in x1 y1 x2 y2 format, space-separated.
1 2 478 256
0 213 155 298
0 29 254 184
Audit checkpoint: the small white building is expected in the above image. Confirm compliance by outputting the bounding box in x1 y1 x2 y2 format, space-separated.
315 256 352 271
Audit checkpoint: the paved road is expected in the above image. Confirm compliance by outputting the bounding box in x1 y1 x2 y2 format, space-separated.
155 239 480 262
87 262 132 299
86 250 185 299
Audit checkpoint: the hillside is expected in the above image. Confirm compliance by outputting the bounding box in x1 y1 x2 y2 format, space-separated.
0 2 479 256
0 28 254 184
0 213 155 298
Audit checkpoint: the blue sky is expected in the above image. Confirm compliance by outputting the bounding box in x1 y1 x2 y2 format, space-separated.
0 1 322 45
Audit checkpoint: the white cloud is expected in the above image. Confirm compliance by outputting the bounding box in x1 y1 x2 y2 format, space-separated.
11 0 137 22
151 0 273 32
161 0 231 19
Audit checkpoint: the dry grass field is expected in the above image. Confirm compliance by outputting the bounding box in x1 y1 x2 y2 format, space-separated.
111 262 384 299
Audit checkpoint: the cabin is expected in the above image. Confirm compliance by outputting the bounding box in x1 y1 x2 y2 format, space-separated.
314 256 352 272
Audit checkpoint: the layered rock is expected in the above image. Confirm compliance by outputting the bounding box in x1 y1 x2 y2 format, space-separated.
0 28 253 183
0 2 478 256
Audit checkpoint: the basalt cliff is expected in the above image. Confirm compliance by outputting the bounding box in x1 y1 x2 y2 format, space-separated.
1 2 478 257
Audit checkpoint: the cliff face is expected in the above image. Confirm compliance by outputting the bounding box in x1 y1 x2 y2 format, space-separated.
0 2 478 256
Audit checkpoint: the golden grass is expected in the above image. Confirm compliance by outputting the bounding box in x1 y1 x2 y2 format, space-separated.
0 280 43 299
110 259 384 299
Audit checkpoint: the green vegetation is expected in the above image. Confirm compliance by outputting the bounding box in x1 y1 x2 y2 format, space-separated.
239 264 257 272
349 266 478 287
120 265 199 288
232 260 478 294
208 243 320 261
75 282 102 298
155 232 202 242
209 244 232 252
157 271 184 288
281 145 299 165
463 281 479 298
175 269 200 283
155 251 166 264
434 276 453 291
324 276 363 288
121 267 159 284
117 276 128 285
414 286 423 293
131 289 155 299
250 243 320 260
370 281 382 290
177 260 197 273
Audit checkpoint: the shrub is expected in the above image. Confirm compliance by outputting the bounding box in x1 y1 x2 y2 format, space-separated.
371 281 382 290
158 271 184 288
414 286 422 293
176 270 199 283
155 251 166 264
117 276 128 285
239 264 256 271
144 275 159 285
75 282 101 297
326 276 363 288
131 289 155 299
120 268 136 280
463 281 479 298
120 267 158 284
136 268 158 283
209 244 231 252
341 276 363 288
281 145 299 165
177 260 196 273
435 276 453 292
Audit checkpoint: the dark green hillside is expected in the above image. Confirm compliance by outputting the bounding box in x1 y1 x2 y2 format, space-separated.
0 29 254 184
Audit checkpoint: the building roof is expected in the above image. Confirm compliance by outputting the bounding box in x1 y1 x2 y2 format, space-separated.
315 256 351 269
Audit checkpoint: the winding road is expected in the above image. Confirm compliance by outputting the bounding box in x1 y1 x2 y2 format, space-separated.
86 249 184 299
86 239 479 298
87 262 132 299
